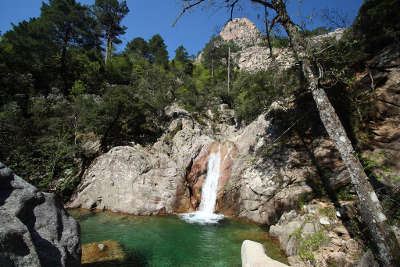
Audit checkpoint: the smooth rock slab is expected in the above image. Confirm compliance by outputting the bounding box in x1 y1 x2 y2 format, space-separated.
241 240 288 267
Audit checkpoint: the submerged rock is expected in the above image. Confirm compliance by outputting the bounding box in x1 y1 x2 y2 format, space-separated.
0 163 81 267
81 240 125 264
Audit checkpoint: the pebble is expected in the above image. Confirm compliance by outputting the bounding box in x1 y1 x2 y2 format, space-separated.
320 216 330 225
98 244 105 251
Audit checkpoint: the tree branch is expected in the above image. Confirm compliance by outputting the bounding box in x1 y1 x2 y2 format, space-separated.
228 0 240 21
172 0 206 27
250 0 273 9
269 15 279 32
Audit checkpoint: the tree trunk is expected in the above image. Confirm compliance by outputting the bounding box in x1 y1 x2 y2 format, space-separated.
270 0 400 265
264 6 273 57
105 36 112 64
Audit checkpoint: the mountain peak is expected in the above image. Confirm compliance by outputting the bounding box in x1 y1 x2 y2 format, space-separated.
219 18 264 47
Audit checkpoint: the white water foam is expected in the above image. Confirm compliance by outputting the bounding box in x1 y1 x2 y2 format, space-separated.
180 145 225 224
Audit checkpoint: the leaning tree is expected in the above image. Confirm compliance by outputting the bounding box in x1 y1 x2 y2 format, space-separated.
174 0 400 265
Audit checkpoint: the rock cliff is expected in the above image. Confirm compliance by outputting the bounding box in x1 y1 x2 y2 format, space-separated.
218 18 344 72
68 101 347 228
0 162 81 267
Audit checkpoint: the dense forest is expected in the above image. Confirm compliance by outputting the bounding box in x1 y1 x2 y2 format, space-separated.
0 0 399 209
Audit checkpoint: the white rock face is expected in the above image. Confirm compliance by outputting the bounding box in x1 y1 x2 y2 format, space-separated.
241 240 288 267
218 18 345 72
68 146 183 215
220 18 264 48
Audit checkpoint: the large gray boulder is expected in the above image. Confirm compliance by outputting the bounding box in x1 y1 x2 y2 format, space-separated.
241 240 288 267
0 163 81 267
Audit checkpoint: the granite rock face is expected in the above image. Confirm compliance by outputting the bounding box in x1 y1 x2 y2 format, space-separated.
241 240 288 267
68 106 215 214
0 163 81 267
220 18 264 48
67 145 184 215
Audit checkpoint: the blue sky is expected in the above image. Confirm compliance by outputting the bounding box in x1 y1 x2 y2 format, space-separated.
0 0 363 57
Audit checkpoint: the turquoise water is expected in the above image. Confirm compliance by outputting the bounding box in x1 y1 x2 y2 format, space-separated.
69 209 287 267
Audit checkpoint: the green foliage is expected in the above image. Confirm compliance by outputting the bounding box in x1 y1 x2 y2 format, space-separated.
201 36 240 71
125 37 150 59
93 0 129 46
174 45 190 62
231 66 300 124
270 36 290 48
351 0 400 54
319 207 337 220
71 80 87 97
148 34 169 67
301 26 332 37
336 186 356 201
295 231 330 262
105 54 131 84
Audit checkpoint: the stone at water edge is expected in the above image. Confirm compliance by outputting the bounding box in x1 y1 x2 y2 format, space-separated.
241 240 288 267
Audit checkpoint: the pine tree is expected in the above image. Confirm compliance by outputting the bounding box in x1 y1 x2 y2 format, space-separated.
93 0 129 64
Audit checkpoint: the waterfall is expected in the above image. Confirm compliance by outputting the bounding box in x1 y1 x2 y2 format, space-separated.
180 144 225 224
198 145 221 214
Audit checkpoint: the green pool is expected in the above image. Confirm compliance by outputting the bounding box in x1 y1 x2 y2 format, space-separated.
69 209 287 267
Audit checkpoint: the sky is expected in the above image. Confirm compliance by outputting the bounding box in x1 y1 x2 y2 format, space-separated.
0 0 364 57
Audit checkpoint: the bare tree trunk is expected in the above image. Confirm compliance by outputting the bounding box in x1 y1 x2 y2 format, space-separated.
269 1 400 265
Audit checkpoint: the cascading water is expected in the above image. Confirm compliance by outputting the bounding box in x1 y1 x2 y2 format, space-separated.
180 144 225 224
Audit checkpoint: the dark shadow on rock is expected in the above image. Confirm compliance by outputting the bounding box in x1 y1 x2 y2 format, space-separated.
0 166 14 206
0 229 30 257
17 197 63 267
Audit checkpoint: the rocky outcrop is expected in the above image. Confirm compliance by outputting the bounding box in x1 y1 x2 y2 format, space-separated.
219 18 344 72
67 145 184 215
0 162 81 267
269 200 362 267
68 105 215 214
360 44 400 187
220 18 264 48
241 240 288 267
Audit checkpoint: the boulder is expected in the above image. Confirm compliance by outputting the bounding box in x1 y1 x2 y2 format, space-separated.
241 240 288 267
0 162 81 267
